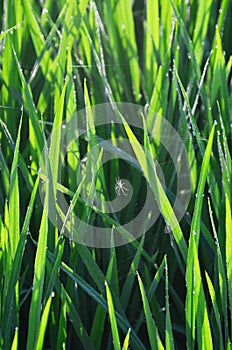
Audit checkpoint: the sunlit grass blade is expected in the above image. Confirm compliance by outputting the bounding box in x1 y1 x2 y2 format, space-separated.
26 183 49 349
11 327 18 350
225 194 232 339
137 272 161 350
205 272 224 350
35 295 53 350
8 115 22 259
2 177 39 349
122 114 187 261
134 257 166 340
190 122 216 245
164 257 174 350
122 328 131 350
11 45 44 157
144 0 159 96
186 123 215 349
105 281 121 350
192 0 213 66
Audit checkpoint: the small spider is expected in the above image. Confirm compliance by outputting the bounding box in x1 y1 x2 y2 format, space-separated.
115 177 129 196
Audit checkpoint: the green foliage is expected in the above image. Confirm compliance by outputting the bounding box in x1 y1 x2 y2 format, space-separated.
0 0 231 349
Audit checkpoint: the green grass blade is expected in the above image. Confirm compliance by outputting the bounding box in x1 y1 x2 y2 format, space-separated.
2 177 39 349
137 272 159 350
8 116 22 259
225 194 232 339
57 287 67 350
190 122 216 245
35 295 53 350
105 281 121 350
205 272 224 350
26 184 49 348
165 257 174 350
122 328 131 350
186 123 215 349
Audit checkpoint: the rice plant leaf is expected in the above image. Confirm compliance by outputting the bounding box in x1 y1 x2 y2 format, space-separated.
0 24 20 42
57 287 67 350
135 257 166 343
11 45 43 155
2 177 39 349
8 116 22 259
11 327 18 350
122 328 131 350
190 122 216 245
120 235 145 308
192 0 213 65
137 272 159 350
35 295 53 350
112 0 140 100
165 257 174 350
0 118 34 190
122 115 187 261
26 182 49 349
43 237 65 305
208 198 228 330
105 282 121 350
60 286 95 350
90 304 106 350
21 0 54 80
186 123 215 349
205 272 224 350
49 80 67 197
186 230 213 350
144 0 159 95
225 194 232 337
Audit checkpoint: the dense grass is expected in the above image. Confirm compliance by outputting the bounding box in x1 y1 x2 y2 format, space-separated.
0 0 231 349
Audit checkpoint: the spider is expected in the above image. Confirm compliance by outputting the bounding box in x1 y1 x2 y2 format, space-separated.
115 177 129 196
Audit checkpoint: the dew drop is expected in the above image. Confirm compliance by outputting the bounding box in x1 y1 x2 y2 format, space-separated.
42 8 48 15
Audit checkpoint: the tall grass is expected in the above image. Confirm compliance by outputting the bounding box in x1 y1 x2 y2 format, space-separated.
0 0 231 349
